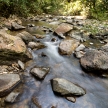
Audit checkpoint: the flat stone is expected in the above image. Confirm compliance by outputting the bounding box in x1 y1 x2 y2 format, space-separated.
5 92 19 103
31 67 50 79
52 78 86 96
54 23 73 37
59 39 80 55
18 60 25 70
0 74 20 97
16 31 34 44
66 96 76 103
11 22 25 30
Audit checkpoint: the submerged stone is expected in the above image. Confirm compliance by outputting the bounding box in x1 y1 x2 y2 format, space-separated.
5 92 19 103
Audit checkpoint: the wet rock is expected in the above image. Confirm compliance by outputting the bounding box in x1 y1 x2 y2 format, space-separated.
52 78 86 96
101 43 108 52
75 51 86 59
11 22 25 30
18 60 25 70
51 38 57 42
0 74 20 97
59 39 80 55
41 52 47 57
33 34 45 39
80 49 108 73
74 44 86 58
31 67 50 79
24 60 34 69
54 23 73 37
65 96 76 103
75 44 85 52
32 97 41 108
5 92 19 103
0 31 30 64
16 31 34 44
27 24 35 27
68 31 83 41
28 42 46 50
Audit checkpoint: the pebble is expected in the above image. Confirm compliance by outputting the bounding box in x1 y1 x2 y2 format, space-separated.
90 42 93 45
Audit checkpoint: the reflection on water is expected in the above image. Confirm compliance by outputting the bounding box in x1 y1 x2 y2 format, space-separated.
5 21 108 108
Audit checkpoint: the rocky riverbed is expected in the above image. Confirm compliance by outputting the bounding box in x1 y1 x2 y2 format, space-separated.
0 15 108 108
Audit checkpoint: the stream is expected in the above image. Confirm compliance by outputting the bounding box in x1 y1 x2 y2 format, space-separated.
5 19 108 108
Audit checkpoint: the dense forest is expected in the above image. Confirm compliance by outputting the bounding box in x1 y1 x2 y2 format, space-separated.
0 0 108 19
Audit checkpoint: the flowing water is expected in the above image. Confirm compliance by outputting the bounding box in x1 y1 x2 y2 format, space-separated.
5 20 108 108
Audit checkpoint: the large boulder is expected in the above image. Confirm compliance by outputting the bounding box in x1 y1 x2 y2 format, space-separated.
54 23 73 38
16 31 34 44
0 31 31 64
0 74 20 97
52 78 86 96
59 39 80 55
80 49 108 73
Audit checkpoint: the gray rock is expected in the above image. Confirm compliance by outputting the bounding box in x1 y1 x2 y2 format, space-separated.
27 24 35 27
65 96 76 103
75 51 86 58
16 31 34 44
54 23 73 37
68 31 83 41
28 42 46 50
75 44 85 52
31 67 50 79
80 49 108 73
52 78 86 96
11 22 25 30
59 39 79 55
18 60 25 70
5 92 19 103
0 74 20 97
101 43 108 52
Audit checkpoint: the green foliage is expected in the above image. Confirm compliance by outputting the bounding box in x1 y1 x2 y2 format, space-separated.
0 0 107 20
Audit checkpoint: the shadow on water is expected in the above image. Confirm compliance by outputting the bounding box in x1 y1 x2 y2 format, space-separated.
5 21 108 108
